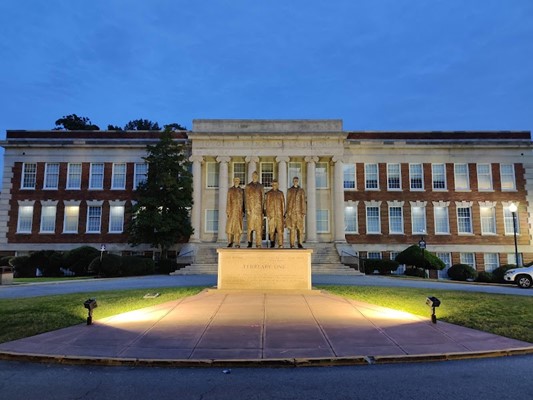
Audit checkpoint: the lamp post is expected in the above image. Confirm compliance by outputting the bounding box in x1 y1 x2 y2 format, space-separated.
509 203 519 266
98 244 106 277
418 230 427 278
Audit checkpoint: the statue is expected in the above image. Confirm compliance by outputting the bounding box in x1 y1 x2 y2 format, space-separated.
285 176 305 248
245 171 264 248
264 179 285 248
226 177 244 248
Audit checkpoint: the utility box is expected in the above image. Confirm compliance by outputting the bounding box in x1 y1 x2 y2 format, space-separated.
0 266 14 285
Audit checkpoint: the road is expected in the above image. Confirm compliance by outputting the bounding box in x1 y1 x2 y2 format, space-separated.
0 274 531 299
0 355 531 400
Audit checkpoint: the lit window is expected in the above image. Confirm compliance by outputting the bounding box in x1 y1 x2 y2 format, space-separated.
387 164 401 190
316 209 330 233
460 253 475 268
480 206 496 235
112 163 126 190
206 162 219 188
344 204 358 233
432 164 446 190
44 163 59 189
205 209 219 233
434 206 449 234
89 163 104 189
261 162 274 188
17 205 33 233
457 206 473 234
134 163 148 189
500 164 516 191
484 253 499 272
503 206 520 235
86 206 102 233
232 162 246 184
288 162 302 188
40 205 56 233
477 164 493 191
109 205 125 233
67 163 82 189
411 206 426 234
63 205 79 233
343 164 356 190
388 206 403 234
366 206 381 234
454 164 470 190
316 162 328 189
365 164 379 190
409 164 424 190
21 163 37 189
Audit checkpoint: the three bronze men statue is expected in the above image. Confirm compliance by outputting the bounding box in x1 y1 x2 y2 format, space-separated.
226 171 305 249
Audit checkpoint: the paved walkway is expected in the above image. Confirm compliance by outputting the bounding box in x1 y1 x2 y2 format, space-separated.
1 289 531 366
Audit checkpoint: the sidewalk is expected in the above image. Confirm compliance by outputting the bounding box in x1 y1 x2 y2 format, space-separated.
1 289 531 367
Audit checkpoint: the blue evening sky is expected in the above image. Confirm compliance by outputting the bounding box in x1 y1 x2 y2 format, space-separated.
1 0 532 184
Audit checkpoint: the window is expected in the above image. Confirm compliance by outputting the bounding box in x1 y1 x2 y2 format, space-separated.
409 164 424 190
387 164 401 190
343 164 356 190
232 162 246 184
454 164 470 190
437 252 452 279
67 163 82 189
316 209 330 233
366 206 381 234
112 163 126 189
477 164 493 191
457 206 473 234
388 206 404 234
17 205 33 233
40 205 56 233
288 162 302 188
109 205 125 233
261 162 274 188
503 206 520 235
344 203 358 233
316 162 328 189
367 252 382 259
21 163 37 189
480 206 496 235
89 163 104 189
434 206 449 234
432 164 446 190
365 164 379 190
44 163 59 189
205 209 219 233
86 206 102 233
63 205 79 233
134 163 148 189
507 253 523 266
484 253 499 272
500 164 516 191
460 253 476 268
206 162 219 188
411 206 426 235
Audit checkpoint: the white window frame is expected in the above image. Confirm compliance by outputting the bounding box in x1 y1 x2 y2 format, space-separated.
260 162 275 188
411 206 427 235
409 163 424 191
366 205 381 234
431 163 447 190
288 162 303 189
343 164 356 190
111 163 127 190
89 163 104 190
40 204 57 233
484 253 499 272
344 202 358 233
109 204 125 233
232 162 246 184
206 162 219 189
460 253 476 268
454 163 470 190
500 164 516 191
316 209 330 233
434 205 450 234
387 163 401 191
365 164 379 190
437 252 452 279
134 163 148 189
388 206 404 234
457 206 473 234
21 162 37 189
67 163 82 190
86 205 102 233
205 209 219 233
367 252 382 259
315 162 329 189
503 206 520 235
477 164 493 191
507 253 523 266
63 204 80 233
480 206 496 235
43 163 60 190
17 204 34 233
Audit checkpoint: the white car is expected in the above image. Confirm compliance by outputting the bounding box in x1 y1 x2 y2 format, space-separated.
504 266 533 288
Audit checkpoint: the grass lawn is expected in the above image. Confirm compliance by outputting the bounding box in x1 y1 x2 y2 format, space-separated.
13 277 96 284
0 286 204 344
319 286 533 344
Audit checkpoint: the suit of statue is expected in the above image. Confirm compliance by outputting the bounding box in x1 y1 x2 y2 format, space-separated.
245 175 264 247
264 184 285 248
226 183 244 247
286 182 306 248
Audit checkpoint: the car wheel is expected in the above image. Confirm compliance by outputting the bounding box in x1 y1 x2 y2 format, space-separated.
516 274 533 289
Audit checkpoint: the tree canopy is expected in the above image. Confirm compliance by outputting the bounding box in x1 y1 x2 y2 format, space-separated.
123 119 160 130
394 244 446 270
127 128 193 258
54 114 100 130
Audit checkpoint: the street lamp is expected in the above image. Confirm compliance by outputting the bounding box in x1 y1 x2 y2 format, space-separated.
98 244 106 277
418 230 426 268
509 203 519 266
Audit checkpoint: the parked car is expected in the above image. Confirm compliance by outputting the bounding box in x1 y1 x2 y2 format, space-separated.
504 265 533 288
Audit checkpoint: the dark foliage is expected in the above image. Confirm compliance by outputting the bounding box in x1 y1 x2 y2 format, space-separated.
362 259 400 275
447 263 478 281
395 245 445 270
54 114 100 130
62 246 100 276
124 119 160 130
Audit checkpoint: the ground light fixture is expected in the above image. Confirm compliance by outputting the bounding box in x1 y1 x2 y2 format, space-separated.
426 296 440 324
84 298 98 325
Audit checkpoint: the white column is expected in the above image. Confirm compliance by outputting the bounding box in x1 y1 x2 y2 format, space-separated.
333 156 347 243
245 156 259 183
305 156 318 243
189 155 203 242
217 156 230 242
276 156 289 195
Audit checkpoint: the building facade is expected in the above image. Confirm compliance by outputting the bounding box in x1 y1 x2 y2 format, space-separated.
1 119 533 275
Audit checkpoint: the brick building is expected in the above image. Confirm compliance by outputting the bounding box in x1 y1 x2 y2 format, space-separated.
1 119 532 276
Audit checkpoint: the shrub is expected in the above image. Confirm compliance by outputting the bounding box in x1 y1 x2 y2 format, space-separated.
157 258 176 274
88 254 122 277
492 264 517 283
476 271 494 283
121 256 155 276
447 263 478 281
87 255 156 277
28 250 63 277
404 267 426 277
0 256 12 266
9 256 35 278
63 246 100 276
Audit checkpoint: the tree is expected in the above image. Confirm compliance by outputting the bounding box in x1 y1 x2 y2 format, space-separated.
54 114 100 130
395 244 445 271
107 124 123 131
124 119 160 130
163 122 187 131
127 127 193 258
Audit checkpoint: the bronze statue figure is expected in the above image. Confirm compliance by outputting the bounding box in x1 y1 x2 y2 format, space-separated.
264 179 285 248
226 177 244 248
245 171 264 248
285 176 306 248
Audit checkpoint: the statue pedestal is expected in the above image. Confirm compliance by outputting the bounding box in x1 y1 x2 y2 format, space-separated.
216 248 313 290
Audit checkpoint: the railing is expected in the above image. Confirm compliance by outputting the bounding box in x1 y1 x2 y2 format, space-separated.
340 250 365 274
